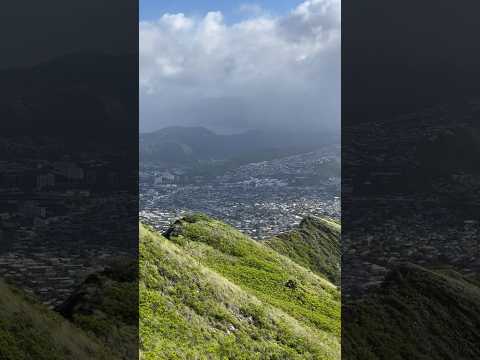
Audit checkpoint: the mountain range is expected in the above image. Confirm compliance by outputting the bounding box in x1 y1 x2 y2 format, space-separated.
140 126 339 166
0 53 137 141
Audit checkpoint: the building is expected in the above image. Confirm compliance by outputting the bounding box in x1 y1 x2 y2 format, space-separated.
154 171 175 185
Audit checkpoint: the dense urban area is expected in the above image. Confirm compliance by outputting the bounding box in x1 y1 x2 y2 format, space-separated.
4 102 480 306
140 148 341 239
343 101 480 297
0 136 136 307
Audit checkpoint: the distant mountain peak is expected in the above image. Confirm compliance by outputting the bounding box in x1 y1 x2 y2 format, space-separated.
151 126 215 136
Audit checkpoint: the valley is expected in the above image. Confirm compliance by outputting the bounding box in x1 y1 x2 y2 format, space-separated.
140 129 340 240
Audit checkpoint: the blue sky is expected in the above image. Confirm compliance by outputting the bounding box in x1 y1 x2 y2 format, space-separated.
140 0 301 22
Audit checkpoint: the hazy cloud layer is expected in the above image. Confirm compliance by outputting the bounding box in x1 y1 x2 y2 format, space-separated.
140 0 340 133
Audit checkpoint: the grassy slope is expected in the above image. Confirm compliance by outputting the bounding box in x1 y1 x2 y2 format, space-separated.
0 280 112 360
140 221 340 359
343 264 480 359
265 217 341 285
56 260 138 360
164 215 340 336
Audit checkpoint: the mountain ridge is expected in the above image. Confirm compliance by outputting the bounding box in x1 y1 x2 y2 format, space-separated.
0 280 112 359
140 125 339 166
343 263 480 359
0 52 137 139
141 221 340 359
140 214 340 359
265 216 341 285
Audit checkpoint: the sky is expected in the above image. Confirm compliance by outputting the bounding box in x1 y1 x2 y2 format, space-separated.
140 1 300 23
140 0 340 134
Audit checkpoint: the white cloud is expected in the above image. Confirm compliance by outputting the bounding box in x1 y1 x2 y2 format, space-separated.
238 3 264 17
161 13 194 31
140 0 340 133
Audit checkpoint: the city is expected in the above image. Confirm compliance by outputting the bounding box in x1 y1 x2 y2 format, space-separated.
343 101 480 297
141 147 340 240
0 136 137 307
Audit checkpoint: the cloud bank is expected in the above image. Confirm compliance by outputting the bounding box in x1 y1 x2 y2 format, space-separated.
140 0 340 134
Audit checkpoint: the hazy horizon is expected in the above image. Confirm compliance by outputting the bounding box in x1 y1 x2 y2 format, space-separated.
139 123 341 136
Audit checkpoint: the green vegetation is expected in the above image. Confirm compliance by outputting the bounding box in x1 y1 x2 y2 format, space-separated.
1 214 341 359
0 280 112 360
140 216 341 359
6 213 480 360
265 217 341 285
57 259 138 360
343 264 480 359
165 215 340 335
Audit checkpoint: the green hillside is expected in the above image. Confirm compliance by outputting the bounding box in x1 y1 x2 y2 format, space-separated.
343 264 480 359
140 215 341 359
0 280 112 360
1 214 341 359
265 217 341 285
56 259 138 360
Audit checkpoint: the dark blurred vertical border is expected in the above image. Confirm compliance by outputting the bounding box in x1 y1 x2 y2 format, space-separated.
342 1 480 358
0 1 139 359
